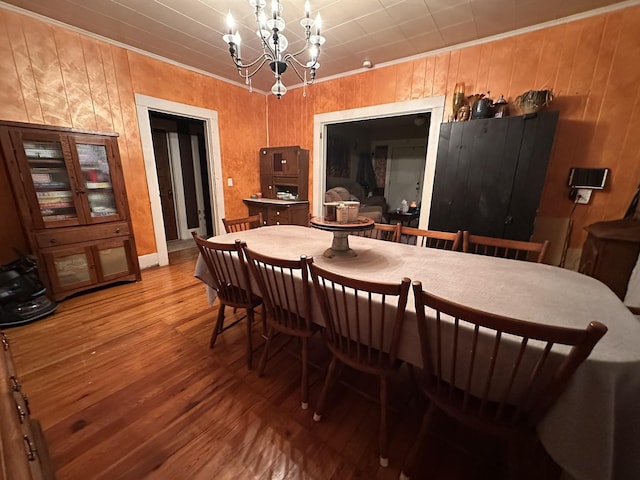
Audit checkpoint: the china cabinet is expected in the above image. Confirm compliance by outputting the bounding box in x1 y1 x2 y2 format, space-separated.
259 146 309 200
0 121 140 301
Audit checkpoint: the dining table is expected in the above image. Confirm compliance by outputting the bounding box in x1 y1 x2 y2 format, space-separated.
193 225 640 480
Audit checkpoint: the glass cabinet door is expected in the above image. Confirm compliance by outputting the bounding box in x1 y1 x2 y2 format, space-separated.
75 142 119 220
96 240 131 281
22 139 80 224
47 247 97 292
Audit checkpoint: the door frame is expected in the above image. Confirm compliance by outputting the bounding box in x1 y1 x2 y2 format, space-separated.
136 94 225 267
313 97 445 228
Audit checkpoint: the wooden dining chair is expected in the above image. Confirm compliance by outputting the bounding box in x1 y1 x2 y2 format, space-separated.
241 244 320 410
400 281 608 480
308 259 411 468
222 213 264 233
399 226 462 250
191 232 262 369
352 222 401 242
463 231 550 263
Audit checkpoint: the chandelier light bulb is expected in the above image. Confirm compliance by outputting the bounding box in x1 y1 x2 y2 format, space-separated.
225 11 235 34
271 0 280 19
314 13 322 35
258 11 267 28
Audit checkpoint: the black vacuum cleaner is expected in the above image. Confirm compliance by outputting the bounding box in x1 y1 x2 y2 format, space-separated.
0 255 57 327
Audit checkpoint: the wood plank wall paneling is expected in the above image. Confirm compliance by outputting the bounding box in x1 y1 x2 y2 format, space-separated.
268 5 640 248
1 5 640 263
0 8 268 263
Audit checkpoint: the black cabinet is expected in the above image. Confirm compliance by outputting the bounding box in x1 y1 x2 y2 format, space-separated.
428 111 558 241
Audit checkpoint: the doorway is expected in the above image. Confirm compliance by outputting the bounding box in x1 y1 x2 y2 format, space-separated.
384 143 427 215
315 98 445 228
135 94 226 268
149 112 211 254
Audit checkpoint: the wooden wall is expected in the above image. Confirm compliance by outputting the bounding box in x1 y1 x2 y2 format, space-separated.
2 5 639 266
267 5 640 251
0 8 267 263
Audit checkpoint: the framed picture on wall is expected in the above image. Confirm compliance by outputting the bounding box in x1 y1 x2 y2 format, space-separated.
327 136 350 177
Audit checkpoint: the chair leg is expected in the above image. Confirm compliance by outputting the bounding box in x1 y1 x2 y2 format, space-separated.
406 364 425 409
246 308 254 370
258 326 274 377
210 304 226 348
313 355 339 422
508 432 537 480
300 336 309 410
379 375 389 467
400 402 435 480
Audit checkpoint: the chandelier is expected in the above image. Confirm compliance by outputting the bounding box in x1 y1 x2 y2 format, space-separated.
222 0 326 98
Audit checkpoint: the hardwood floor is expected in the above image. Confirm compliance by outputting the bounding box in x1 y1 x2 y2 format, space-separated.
5 248 555 479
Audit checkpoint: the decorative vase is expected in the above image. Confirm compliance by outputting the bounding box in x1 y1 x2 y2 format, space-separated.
515 89 554 114
452 83 465 120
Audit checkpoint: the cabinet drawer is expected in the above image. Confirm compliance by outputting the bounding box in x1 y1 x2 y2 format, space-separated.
36 221 129 248
1 330 53 480
267 207 292 225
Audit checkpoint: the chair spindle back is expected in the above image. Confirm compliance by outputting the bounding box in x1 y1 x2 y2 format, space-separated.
412 281 607 427
222 213 264 233
309 260 410 368
192 233 253 307
400 227 462 250
463 231 549 263
352 223 401 242
243 246 312 335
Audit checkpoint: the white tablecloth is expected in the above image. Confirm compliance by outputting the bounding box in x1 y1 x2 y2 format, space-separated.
194 225 640 480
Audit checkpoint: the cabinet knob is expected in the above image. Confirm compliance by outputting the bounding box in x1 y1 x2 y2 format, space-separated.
115 228 121 233
276 211 280 215
1 332 8 350
281 159 287 164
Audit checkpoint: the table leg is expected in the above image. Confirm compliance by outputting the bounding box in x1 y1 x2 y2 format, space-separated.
324 231 357 258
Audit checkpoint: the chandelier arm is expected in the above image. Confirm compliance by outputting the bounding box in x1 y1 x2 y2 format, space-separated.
285 59 315 84
283 39 313 59
283 52 319 70
235 56 272 78
257 30 278 59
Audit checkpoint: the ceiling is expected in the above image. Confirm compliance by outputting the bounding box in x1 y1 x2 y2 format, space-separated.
0 0 632 93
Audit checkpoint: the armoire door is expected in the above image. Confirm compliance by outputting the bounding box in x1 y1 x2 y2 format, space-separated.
428 111 558 241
